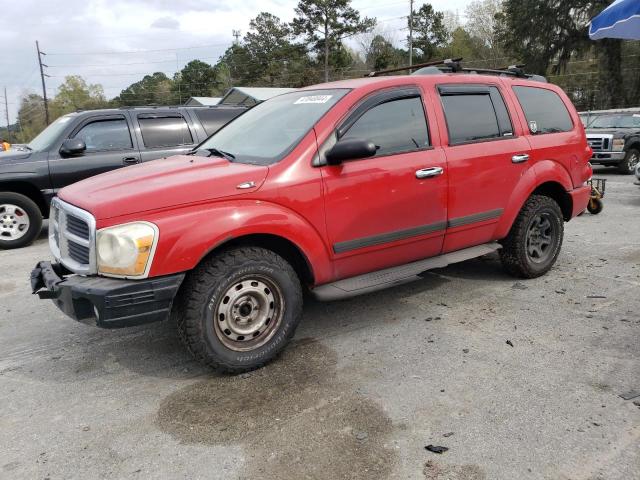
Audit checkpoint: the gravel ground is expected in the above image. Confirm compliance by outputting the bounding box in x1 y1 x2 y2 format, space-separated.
1 167 639 480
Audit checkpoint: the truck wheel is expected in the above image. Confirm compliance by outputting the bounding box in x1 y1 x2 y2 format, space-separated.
499 195 564 279
618 148 639 174
175 247 303 373
0 192 43 249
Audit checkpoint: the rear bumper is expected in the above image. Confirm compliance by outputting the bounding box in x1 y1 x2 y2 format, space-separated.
30 261 184 328
590 151 625 163
569 185 592 218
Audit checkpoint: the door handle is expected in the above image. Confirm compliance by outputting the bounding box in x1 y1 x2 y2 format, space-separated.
512 153 529 163
415 167 444 179
123 156 140 165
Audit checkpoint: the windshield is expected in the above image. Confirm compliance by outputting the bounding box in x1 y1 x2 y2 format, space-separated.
589 114 640 129
28 114 75 151
196 89 349 165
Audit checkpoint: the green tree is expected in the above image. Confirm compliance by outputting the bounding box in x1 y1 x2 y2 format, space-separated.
113 72 175 106
173 60 220 102
292 0 375 82
50 75 108 116
365 34 404 71
16 94 46 143
409 3 448 62
464 0 504 66
497 0 626 109
243 12 313 86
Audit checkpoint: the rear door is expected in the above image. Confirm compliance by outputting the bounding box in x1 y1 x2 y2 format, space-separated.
49 113 140 189
132 111 197 162
434 83 532 252
320 87 448 279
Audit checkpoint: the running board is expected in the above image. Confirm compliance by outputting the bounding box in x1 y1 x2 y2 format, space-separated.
311 242 501 301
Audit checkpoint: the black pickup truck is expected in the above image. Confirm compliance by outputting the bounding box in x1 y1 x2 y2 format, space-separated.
583 111 640 174
0 105 245 249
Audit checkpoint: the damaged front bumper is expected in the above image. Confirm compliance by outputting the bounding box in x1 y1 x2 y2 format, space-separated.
30 261 184 328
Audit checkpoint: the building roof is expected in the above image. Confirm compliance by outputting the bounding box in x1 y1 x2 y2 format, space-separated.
185 96 221 106
219 87 296 106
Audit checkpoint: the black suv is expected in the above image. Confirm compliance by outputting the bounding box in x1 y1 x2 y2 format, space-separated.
584 111 640 174
0 105 245 249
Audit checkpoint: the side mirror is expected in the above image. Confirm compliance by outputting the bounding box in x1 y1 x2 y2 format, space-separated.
325 138 377 165
60 138 86 156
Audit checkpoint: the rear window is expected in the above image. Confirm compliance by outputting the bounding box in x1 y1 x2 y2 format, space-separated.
194 108 244 136
137 114 194 148
439 85 513 145
513 86 573 134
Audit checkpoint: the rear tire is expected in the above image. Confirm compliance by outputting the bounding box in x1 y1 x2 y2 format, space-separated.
175 246 303 373
617 148 639 175
0 192 43 249
499 195 564 279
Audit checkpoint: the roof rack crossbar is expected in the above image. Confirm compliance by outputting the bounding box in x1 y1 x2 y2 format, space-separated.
366 57 463 77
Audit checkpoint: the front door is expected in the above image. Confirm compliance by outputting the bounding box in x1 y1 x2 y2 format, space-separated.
320 88 448 280
49 114 140 189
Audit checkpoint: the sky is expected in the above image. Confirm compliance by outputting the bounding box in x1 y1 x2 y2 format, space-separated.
1 0 472 124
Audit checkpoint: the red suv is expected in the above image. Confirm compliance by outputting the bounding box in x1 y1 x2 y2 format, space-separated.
31 70 592 373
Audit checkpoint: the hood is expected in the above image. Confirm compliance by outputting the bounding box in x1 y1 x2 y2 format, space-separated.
59 155 268 220
586 128 639 136
0 149 32 162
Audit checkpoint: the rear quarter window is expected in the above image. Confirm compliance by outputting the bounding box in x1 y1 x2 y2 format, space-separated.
513 86 574 134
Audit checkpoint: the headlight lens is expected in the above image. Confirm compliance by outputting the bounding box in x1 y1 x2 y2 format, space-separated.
96 222 158 277
612 138 625 151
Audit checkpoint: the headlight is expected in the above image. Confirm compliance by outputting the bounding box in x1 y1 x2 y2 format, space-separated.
612 138 625 151
96 222 158 278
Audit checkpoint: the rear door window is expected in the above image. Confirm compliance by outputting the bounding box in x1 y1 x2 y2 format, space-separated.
73 117 133 151
193 108 243 136
513 86 573 134
341 96 430 156
439 85 513 145
137 114 194 148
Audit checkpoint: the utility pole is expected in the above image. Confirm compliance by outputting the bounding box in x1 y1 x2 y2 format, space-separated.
36 41 50 125
3 87 10 141
408 0 414 67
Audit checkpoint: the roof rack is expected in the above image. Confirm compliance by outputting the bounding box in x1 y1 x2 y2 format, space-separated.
366 58 463 77
366 58 546 82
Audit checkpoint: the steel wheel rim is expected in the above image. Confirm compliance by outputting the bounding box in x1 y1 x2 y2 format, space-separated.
628 152 639 171
213 275 284 352
525 212 555 264
0 204 30 241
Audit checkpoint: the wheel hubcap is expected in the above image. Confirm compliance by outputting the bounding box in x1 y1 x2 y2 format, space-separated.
0 204 30 241
214 276 284 351
526 213 555 263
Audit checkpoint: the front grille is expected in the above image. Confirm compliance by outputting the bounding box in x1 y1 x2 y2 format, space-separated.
587 135 612 152
67 214 90 239
68 240 90 264
49 198 96 275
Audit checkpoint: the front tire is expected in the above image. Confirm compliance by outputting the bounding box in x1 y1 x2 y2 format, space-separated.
0 192 43 249
618 148 639 175
499 195 564 279
175 247 303 373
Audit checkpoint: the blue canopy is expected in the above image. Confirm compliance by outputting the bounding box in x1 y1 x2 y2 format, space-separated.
589 0 640 40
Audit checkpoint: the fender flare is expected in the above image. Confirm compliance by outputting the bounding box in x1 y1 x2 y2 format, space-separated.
495 161 573 239
147 199 333 283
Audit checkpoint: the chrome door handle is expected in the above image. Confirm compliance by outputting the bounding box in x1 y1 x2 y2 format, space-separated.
415 167 444 179
512 154 529 163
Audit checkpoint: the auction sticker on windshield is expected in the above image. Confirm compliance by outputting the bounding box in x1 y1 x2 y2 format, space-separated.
294 95 333 104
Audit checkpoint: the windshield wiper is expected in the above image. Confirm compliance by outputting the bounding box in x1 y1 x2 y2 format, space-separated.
205 148 236 162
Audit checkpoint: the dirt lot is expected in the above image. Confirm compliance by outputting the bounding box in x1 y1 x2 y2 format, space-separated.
1 168 639 480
